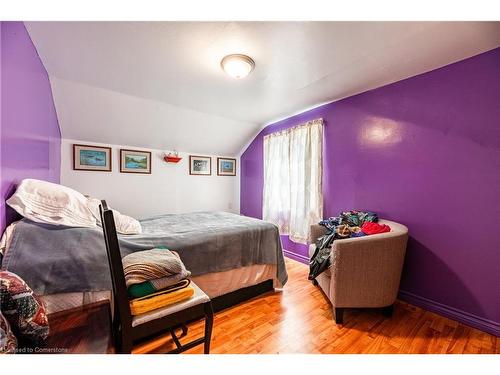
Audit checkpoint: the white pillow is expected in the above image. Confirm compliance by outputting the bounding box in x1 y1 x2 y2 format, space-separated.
87 198 142 235
6 179 96 227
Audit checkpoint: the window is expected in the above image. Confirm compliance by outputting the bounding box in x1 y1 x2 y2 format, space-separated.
263 118 323 244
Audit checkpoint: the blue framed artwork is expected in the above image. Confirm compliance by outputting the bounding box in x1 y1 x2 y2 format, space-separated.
120 149 152 174
73 144 112 171
217 157 236 176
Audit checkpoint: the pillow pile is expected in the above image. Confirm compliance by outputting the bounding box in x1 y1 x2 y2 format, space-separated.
6 179 96 227
0 271 49 346
6 178 142 234
87 198 142 235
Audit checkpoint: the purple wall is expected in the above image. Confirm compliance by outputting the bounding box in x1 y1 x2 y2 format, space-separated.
241 47 500 335
0 22 61 232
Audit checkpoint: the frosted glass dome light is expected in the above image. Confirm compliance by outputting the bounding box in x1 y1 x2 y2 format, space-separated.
221 54 255 79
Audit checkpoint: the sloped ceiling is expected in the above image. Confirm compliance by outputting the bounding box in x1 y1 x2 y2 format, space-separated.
26 21 500 155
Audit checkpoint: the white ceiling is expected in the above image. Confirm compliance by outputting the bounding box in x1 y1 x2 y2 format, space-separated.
26 21 500 155
47 77 257 156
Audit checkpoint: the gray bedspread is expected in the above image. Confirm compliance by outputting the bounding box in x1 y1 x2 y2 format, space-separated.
1 211 288 295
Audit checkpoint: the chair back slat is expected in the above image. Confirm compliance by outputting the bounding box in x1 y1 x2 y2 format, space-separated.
99 201 133 335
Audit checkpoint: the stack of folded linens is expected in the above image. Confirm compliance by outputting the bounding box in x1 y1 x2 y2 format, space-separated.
123 247 193 316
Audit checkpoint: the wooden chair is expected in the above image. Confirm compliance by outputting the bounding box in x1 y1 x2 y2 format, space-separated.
99 200 214 354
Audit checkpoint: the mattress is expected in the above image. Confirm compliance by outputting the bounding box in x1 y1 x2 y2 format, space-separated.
2 212 288 295
1 218 283 314
41 264 278 314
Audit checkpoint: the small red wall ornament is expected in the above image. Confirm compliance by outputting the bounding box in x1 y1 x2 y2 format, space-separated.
164 151 182 163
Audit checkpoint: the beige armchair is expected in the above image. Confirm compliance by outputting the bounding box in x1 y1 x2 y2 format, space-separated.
309 219 408 324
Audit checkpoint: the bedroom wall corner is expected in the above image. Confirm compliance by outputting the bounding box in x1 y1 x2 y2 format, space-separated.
0 21 61 233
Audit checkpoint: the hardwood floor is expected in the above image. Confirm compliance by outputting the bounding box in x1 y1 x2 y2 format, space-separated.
42 301 113 354
133 258 499 354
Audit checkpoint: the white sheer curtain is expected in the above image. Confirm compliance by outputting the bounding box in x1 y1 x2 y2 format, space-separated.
262 118 323 244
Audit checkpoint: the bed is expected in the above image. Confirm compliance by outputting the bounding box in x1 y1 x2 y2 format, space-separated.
0 211 288 314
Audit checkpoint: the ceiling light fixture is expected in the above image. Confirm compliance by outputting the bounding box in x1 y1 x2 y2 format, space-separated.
220 54 255 79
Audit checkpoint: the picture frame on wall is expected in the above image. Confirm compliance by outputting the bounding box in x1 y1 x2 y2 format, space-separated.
120 149 152 174
189 155 211 175
73 144 112 172
217 157 236 176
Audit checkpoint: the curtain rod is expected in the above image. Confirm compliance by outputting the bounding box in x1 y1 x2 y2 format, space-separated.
263 118 323 138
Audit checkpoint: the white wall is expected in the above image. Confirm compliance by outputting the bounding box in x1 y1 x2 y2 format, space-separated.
50 77 258 156
61 139 240 219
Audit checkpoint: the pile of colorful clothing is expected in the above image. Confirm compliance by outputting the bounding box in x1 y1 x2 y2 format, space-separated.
1 270 49 353
123 247 193 315
309 210 391 280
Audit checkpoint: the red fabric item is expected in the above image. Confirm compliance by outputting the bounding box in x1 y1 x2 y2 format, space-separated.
361 222 391 235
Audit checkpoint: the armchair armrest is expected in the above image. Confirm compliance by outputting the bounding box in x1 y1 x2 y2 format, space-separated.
330 225 408 308
309 224 327 244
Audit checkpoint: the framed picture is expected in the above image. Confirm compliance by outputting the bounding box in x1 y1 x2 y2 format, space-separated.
217 157 236 176
73 144 112 172
120 149 152 174
189 155 211 175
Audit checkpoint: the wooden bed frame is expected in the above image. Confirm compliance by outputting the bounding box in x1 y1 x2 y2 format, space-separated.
207 279 274 313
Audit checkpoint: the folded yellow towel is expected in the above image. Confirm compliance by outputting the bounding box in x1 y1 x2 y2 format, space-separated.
129 285 195 316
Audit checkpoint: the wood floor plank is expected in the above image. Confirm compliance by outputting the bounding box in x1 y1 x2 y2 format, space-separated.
135 258 497 354
446 325 471 354
480 333 496 354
